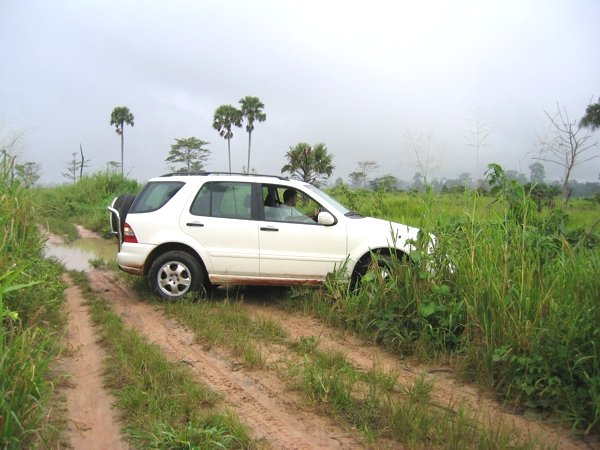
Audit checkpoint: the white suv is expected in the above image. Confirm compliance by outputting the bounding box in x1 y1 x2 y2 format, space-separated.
109 172 427 300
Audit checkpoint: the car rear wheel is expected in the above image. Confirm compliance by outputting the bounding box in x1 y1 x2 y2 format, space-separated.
148 251 205 300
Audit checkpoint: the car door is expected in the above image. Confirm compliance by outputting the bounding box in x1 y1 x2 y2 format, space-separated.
180 181 259 277
258 185 347 280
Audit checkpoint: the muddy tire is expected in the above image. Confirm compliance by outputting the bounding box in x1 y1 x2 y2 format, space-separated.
110 194 136 240
148 251 205 301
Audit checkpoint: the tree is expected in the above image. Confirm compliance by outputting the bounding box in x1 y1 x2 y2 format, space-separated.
536 103 598 205
239 96 266 171
369 174 398 192
165 137 210 173
78 143 91 180
352 160 378 188
528 162 546 184
62 152 80 184
14 162 41 188
212 105 242 173
110 106 135 176
505 170 528 185
281 142 334 187
457 172 472 188
348 172 362 189
580 97 600 131
411 172 424 191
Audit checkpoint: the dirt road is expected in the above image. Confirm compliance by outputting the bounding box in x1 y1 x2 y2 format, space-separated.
55 228 598 449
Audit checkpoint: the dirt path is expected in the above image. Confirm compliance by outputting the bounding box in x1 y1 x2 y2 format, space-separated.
58 274 130 450
239 300 597 450
88 269 371 449
53 226 598 450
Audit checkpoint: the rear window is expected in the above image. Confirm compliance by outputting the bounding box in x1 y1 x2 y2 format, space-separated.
130 181 184 213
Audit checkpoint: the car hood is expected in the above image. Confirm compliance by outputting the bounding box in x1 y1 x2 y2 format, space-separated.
347 216 423 248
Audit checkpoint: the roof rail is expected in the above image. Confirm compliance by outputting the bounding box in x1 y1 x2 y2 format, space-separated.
159 171 289 180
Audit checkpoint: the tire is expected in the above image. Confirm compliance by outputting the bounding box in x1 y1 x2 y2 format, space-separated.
148 251 205 301
351 252 400 291
110 194 136 240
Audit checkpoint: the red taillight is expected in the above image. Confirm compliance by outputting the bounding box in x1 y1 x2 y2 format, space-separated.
123 223 138 243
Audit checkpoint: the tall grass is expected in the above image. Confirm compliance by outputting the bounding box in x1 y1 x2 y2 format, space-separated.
35 172 141 237
310 167 600 436
1 179 66 448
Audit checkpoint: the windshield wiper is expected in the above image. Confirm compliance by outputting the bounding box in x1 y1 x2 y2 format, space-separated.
344 211 363 217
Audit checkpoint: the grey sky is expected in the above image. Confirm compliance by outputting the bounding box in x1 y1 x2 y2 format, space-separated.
1 0 599 185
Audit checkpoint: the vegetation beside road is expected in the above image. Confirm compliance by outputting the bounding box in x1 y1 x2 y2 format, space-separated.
0 180 66 448
299 165 600 436
2 167 599 447
35 171 141 240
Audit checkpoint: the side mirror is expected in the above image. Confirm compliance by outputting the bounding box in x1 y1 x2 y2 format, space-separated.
317 211 336 226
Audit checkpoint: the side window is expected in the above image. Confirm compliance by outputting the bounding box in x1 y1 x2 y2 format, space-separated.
130 181 184 213
190 181 253 219
190 183 211 216
262 184 322 223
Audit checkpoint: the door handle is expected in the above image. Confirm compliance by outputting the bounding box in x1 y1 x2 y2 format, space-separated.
186 222 204 227
260 226 279 232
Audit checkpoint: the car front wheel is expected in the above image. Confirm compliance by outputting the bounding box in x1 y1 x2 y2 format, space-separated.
148 251 204 300
351 252 406 291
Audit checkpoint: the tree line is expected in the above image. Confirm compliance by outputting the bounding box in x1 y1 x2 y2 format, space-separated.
1 97 599 195
106 97 338 187
79 95 600 199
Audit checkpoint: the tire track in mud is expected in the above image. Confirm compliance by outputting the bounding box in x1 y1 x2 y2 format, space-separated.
240 300 598 450
89 270 368 450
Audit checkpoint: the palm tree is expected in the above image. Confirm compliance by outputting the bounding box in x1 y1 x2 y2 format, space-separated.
110 106 135 176
212 105 242 173
239 96 266 172
281 142 335 187
580 97 600 131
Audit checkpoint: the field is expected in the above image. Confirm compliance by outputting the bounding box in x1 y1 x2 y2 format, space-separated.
1 171 599 448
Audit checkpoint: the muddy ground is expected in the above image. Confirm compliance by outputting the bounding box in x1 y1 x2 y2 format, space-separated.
55 227 598 449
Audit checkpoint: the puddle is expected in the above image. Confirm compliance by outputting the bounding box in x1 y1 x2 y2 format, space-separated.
44 236 118 272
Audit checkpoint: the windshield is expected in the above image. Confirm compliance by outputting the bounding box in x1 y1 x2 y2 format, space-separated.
304 185 350 215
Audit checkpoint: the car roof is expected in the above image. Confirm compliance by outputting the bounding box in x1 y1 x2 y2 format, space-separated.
148 172 303 186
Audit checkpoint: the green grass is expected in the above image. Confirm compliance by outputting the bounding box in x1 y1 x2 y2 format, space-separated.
1 180 68 448
160 293 550 449
311 179 600 436
73 273 253 449
161 296 288 362
34 171 142 236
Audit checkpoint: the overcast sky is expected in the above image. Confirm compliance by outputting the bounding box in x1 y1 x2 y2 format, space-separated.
1 0 599 185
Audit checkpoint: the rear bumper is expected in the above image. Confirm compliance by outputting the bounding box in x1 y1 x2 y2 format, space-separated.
117 243 156 276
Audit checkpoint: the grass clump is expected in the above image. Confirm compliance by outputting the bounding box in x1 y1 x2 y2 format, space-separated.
83 288 253 449
287 335 542 449
162 297 288 363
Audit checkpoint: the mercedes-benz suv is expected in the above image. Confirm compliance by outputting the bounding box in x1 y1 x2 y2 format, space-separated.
108 172 429 300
